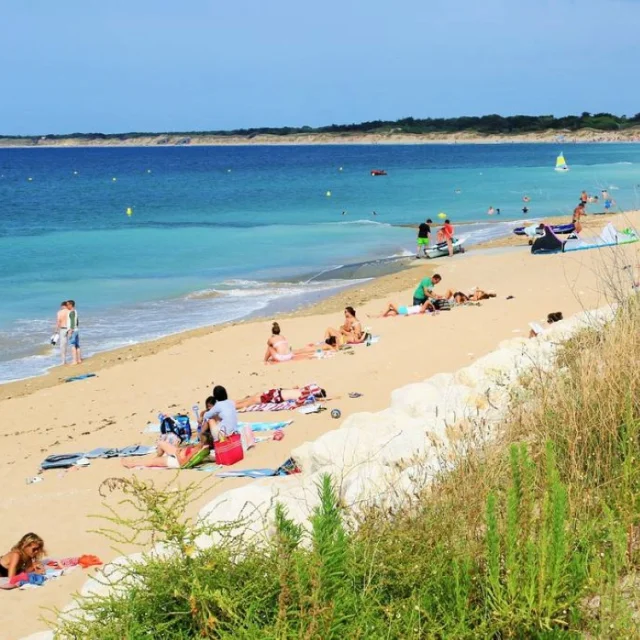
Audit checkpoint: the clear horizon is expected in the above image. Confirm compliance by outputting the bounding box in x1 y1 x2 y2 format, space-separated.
2 0 639 136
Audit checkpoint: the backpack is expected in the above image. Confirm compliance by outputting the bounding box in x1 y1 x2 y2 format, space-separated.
160 414 192 443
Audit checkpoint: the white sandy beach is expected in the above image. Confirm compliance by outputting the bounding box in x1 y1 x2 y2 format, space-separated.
1 212 640 639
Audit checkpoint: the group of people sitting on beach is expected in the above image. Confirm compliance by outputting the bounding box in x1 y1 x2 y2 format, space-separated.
264 309 371 364
122 382 328 470
380 273 496 317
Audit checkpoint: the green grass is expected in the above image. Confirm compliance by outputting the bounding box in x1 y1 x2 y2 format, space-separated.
57 300 640 638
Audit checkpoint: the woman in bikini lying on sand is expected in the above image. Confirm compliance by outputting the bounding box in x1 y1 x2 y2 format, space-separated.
379 299 436 317
324 306 365 345
442 288 497 303
1 533 46 579
236 384 328 410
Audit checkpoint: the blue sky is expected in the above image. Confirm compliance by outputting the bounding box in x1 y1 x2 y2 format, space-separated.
1 0 638 134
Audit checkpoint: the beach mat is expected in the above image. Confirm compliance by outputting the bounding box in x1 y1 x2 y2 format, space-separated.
216 457 300 478
64 373 97 383
144 420 293 433
237 401 297 413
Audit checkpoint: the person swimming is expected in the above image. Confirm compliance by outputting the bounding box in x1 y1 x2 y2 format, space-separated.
264 322 293 363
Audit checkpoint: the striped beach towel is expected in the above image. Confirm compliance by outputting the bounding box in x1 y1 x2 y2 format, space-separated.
237 401 297 413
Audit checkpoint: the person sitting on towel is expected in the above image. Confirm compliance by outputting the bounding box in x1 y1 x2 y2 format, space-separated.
1 533 46 579
235 384 327 410
264 322 293 363
200 385 239 446
324 306 364 345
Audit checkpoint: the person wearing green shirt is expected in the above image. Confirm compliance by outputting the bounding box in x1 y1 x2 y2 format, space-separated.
65 300 82 365
412 273 441 306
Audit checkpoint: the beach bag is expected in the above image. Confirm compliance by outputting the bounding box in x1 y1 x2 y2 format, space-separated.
434 299 451 311
160 415 192 443
240 423 256 451
214 433 244 466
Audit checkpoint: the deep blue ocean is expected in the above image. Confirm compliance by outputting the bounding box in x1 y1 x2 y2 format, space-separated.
1 143 639 383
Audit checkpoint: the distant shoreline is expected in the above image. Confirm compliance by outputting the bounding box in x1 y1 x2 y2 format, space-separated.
2 129 640 148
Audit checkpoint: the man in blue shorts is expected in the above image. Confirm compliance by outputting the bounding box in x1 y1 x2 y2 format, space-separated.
66 300 82 365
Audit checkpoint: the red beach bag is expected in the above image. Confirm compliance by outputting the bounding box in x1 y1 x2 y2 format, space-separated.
214 433 244 466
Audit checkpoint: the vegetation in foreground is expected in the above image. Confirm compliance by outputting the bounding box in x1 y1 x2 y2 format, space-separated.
4 111 640 142
57 300 640 639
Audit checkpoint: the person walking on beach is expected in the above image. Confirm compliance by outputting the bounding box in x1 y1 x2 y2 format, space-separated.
580 190 588 206
572 203 586 234
55 301 69 365
416 218 432 258
66 300 82 365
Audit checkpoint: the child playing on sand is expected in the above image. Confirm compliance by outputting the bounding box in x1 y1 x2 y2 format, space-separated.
1 533 46 579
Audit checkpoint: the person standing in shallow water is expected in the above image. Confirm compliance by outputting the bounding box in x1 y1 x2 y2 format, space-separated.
55 300 69 365
66 300 82 365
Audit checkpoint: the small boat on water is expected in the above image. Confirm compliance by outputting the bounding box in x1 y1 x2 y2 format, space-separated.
370 169 387 176
554 152 569 172
424 237 466 259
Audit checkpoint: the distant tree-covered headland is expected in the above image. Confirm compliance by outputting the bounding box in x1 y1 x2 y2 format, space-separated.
2 112 639 141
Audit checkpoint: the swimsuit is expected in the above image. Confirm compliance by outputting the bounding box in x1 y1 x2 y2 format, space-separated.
0 562 8 578
261 388 284 404
398 305 421 316
273 352 293 362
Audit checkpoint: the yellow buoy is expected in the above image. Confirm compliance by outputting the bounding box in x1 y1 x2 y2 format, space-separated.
126 207 133 216
438 212 447 219
326 191 332 197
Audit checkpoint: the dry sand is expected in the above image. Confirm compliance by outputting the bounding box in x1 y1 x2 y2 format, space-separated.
1 212 640 639
2 128 640 149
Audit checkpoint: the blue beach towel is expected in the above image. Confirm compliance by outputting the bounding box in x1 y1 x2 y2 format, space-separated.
64 373 97 383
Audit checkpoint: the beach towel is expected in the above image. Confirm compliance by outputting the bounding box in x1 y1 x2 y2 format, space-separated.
64 373 97 383
237 400 297 413
42 446 155 469
239 420 293 432
216 457 300 479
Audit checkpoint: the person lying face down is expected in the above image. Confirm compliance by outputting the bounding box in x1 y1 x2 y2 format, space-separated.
235 384 328 410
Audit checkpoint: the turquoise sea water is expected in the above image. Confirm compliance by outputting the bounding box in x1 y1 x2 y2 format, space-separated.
1 143 639 383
